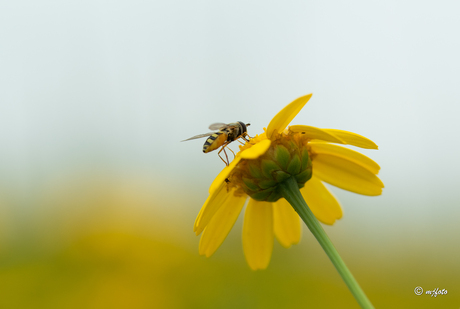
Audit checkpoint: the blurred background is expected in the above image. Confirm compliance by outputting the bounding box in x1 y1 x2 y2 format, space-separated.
0 1 459 308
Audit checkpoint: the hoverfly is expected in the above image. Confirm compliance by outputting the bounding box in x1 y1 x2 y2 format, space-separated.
182 122 251 165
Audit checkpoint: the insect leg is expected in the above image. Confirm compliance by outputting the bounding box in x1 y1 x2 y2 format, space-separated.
243 132 252 140
227 147 236 158
236 134 251 145
218 142 231 166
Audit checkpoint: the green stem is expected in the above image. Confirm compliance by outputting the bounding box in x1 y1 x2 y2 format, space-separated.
279 177 374 309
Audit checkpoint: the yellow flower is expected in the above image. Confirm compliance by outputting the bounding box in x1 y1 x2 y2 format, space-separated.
194 94 384 270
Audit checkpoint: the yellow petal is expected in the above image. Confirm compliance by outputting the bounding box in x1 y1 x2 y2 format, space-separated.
194 182 230 235
273 198 301 248
243 200 274 270
309 142 380 174
322 129 378 149
199 194 246 257
289 125 345 144
312 154 384 196
240 139 271 159
209 156 241 194
266 94 312 139
300 176 342 225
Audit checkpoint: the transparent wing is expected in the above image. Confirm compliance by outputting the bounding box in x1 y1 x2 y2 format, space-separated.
181 132 218 142
208 123 228 130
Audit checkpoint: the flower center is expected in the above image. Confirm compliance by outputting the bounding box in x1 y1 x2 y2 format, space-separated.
228 131 312 202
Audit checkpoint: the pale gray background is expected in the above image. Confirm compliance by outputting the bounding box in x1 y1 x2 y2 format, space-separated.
1 0 459 274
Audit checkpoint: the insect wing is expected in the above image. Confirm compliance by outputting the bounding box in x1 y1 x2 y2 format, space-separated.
181 132 218 142
208 123 228 130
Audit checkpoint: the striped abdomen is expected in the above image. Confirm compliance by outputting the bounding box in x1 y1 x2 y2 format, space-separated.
203 132 228 153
